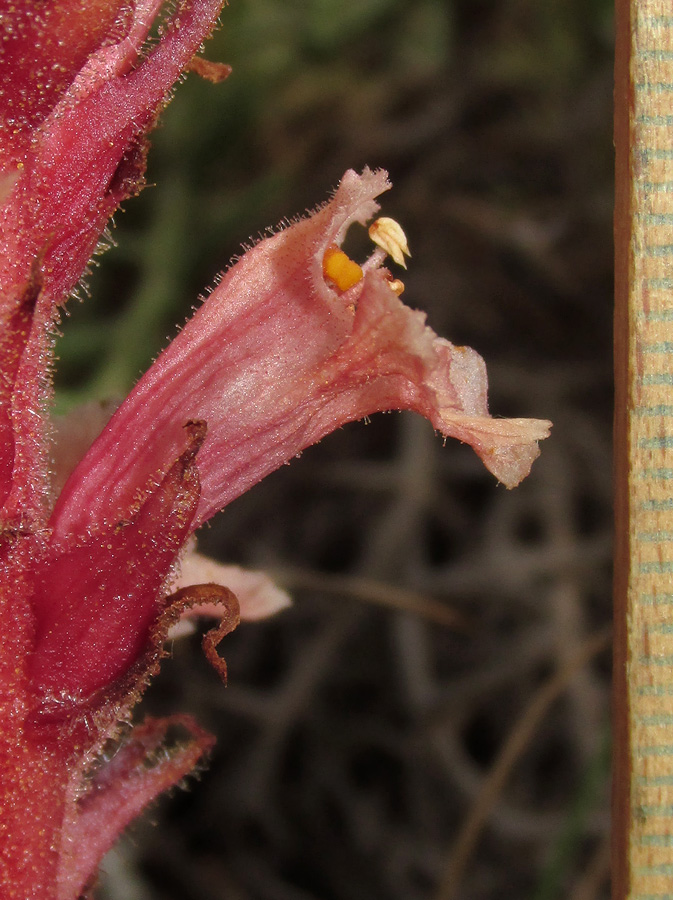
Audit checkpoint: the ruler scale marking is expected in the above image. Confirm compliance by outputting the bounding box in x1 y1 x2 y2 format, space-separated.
615 2 673 896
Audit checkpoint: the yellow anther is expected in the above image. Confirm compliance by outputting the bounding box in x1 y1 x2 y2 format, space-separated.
322 245 364 292
386 278 405 296
368 217 411 269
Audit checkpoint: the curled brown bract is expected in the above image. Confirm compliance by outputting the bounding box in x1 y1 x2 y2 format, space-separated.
164 582 241 682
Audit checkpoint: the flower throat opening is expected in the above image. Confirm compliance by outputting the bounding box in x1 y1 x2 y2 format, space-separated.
322 217 410 295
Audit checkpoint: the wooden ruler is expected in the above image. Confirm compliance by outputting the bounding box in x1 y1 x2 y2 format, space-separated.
615 2 673 898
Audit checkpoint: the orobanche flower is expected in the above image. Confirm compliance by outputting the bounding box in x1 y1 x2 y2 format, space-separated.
0 2 551 897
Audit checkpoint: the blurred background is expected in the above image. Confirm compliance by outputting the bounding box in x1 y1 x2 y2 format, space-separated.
56 1 614 898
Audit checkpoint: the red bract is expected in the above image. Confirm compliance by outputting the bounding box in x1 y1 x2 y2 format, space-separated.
0 2 551 897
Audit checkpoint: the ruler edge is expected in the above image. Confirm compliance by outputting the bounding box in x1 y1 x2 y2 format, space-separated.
613 0 634 896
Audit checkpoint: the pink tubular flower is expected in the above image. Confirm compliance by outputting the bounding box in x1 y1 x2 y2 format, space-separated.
0 2 551 897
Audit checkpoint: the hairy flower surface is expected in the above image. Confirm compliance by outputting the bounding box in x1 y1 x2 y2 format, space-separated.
0 2 551 897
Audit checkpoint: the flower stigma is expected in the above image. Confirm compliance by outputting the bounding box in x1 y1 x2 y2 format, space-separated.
322 245 364 291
